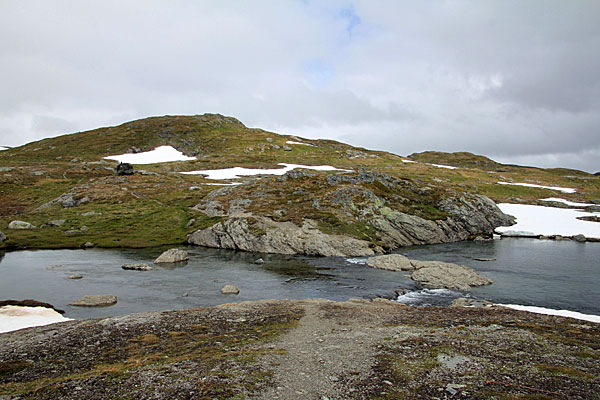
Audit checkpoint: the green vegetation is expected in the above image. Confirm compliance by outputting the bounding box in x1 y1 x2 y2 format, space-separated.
1 113 598 250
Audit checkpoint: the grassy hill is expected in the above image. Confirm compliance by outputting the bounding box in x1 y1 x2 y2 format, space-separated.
0 114 598 250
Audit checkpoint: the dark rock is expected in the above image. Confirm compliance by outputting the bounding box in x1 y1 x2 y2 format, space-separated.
0 231 6 242
0 299 65 314
115 162 134 176
122 263 153 271
572 234 586 242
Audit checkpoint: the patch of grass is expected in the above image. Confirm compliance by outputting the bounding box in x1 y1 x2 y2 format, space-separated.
534 364 594 379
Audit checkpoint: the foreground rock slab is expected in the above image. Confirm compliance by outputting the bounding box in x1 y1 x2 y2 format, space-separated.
69 295 117 307
0 299 597 399
154 248 189 264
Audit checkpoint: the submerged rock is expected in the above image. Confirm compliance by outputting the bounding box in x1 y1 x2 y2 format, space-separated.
122 263 153 271
154 249 189 264
70 295 117 307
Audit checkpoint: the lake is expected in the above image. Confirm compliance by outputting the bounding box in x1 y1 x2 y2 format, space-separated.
0 238 598 320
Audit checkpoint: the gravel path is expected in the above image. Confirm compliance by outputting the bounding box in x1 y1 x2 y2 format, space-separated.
254 299 397 400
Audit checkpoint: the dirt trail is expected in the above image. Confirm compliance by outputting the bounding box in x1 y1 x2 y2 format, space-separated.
254 299 397 400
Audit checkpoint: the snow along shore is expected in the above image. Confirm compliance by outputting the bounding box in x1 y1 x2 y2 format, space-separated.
495 203 600 239
498 304 600 324
0 306 72 333
104 146 196 164
181 163 351 179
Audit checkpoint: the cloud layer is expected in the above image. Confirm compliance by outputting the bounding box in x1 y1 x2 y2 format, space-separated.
1 1 599 172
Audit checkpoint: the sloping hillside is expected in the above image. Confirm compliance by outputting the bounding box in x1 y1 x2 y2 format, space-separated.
0 114 598 252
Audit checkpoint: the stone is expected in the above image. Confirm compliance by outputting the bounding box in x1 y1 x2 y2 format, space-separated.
70 295 117 307
83 242 95 248
282 145 292 151
48 219 67 227
0 231 6 242
122 263 153 271
221 285 240 294
115 162 134 176
472 257 495 261
366 254 415 271
8 220 36 230
254 258 265 265
410 262 492 291
185 218 195 228
81 211 102 217
572 234 586 242
67 274 83 279
154 249 189 264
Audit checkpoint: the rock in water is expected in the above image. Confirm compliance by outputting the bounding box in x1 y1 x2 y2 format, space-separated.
122 263 153 271
115 162 134 176
70 295 117 307
410 262 492 291
67 274 83 279
365 254 415 271
8 220 36 230
254 258 265 265
221 285 240 294
154 249 189 264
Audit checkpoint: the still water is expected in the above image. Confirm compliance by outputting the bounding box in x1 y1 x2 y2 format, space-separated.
0 238 598 320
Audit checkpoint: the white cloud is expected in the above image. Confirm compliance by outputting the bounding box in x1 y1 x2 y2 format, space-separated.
0 1 598 172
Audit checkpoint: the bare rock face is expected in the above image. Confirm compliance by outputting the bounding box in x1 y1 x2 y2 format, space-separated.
154 249 189 264
221 285 240 294
70 295 117 307
189 217 375 257
122 263 153 271
410 262 492 291
365 254 415 271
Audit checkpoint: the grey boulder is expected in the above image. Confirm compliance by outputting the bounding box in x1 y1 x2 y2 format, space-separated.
154 249 189 264
365 254 415 271
8 220 36 229
70 295 117 307
221 285 240 294
410 261 492 291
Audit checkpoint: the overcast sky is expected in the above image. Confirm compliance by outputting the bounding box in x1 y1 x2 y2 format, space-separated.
1 1 599 172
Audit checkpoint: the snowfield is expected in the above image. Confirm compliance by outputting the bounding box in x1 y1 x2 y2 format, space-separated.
429 163 458 169
0 306 72 333
495 203 600 238
498 304 600 323
104 146 196 164
181 163 351 179
497 182 577 193
286 140 315 146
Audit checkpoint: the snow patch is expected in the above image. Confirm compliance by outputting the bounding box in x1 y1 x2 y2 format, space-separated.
497 182 577 193
286 140 315 146
429 163 458 170
0 306 72 333
539 198 594 207
495 203 600 238
498 304 600 324
401 159 416 163
0 146 9 151
181 163 351 179
103 146 196 164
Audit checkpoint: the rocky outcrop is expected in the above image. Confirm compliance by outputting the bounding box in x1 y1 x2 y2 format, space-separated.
188 217 375 257
154 249 189 264
70 295 117 307
116 162 134 176
365 254 492 290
